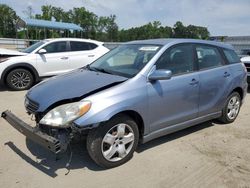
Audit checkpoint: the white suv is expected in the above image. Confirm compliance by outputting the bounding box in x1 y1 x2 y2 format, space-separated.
241 56 250 82
0 38 109 90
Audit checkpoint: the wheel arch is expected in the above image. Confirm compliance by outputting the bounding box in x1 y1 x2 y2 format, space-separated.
231 87 244 101
110 110 145 139
1 63 39 84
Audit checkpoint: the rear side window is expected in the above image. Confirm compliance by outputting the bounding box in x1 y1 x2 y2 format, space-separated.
196 45 223 70
223 49 240 64
70 41 98 51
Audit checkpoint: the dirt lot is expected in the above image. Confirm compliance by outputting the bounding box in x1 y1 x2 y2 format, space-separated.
0 85 250 188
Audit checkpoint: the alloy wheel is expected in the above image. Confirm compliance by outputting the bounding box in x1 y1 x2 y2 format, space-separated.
227 96 240 120
101 123 135 162
10 71 31 89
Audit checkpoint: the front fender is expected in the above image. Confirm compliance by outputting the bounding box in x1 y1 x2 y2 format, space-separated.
73 77 149 134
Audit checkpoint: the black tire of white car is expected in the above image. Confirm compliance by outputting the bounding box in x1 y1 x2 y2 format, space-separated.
87 115 139 168
219 92 241 123
6 68 34 91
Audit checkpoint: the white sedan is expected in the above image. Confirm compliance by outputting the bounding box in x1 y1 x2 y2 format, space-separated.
0 38 109 90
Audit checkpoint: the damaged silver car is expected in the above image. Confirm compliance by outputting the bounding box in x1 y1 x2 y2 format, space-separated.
2 39 247 168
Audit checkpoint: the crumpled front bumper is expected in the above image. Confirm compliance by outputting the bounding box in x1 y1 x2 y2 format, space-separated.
1 110 62 154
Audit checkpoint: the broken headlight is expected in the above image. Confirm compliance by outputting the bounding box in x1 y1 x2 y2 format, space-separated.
39 101 91 127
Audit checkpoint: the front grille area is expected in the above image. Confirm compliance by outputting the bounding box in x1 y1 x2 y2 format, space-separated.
25 97 39 114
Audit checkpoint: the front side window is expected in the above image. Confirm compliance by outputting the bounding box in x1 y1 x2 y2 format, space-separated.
89 44 161 78
223 49 240 64
23 41 45 53
196 45 223 70
43 42 67 53
155 44 194 75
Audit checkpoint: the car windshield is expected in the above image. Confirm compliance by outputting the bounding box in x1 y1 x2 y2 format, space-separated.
22 41 45 53
89 44 161 78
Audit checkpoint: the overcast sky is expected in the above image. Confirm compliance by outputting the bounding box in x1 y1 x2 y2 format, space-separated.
1 0 250 36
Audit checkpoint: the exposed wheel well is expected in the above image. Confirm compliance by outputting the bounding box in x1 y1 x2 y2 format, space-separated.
112 110 144 139
232 87 243 100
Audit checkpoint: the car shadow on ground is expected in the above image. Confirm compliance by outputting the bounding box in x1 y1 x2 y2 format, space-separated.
4 121 215 177
0 84 8 91
137 121 214 153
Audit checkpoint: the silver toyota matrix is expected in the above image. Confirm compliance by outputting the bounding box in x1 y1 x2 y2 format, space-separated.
2 39 248 168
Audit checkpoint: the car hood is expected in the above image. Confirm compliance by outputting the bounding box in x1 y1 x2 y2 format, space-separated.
241 56 250 62
26 69 127 112
0 48 27 56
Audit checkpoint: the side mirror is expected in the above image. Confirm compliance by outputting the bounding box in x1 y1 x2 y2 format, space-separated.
148 69 172 81
38 49 47 54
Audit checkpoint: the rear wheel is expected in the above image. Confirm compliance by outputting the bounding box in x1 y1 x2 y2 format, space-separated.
219 92 241 123
87 115 139 168
6 68 34 91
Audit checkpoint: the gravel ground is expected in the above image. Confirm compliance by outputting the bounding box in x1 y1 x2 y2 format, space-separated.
0 85 250 188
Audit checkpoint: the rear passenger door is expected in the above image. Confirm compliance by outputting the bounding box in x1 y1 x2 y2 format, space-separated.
195 44 232 117
68 41 98 70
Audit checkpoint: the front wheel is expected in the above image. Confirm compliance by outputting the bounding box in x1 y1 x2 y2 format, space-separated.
218 92 241 123
87 115 139 168
6 68 34 91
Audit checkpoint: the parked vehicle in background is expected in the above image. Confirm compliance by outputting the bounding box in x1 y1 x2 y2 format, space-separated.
0 38 109 90
2 39 247 168
241 56 250 82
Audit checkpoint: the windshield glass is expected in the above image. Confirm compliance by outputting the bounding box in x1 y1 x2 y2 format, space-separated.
22 41 45 53
89 44 161 78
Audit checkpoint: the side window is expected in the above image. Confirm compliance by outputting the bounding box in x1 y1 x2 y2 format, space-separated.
43 42 67 53
196 45 223 70
223 49 240 64
70 41 97 51
89 43 98 50
155 44 194 75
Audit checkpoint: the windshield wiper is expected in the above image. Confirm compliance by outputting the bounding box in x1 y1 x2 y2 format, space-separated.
84 64 113 75
84 64 92 70
90 66 113 75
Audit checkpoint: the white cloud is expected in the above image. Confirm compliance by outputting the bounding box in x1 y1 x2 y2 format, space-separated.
2 0 250 36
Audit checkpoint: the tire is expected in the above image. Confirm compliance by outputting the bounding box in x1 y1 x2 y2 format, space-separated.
6 68 34 91
87 115 139 168
218 92 241 124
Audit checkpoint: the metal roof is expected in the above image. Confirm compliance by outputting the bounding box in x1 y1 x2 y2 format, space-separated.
18 18 83 31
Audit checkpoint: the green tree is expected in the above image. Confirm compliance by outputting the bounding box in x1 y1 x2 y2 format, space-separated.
173 21 187 38
0 4 19 38
41 5 53 20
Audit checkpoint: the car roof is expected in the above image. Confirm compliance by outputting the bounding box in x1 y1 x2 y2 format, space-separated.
126 38 234 50
43 38 104 45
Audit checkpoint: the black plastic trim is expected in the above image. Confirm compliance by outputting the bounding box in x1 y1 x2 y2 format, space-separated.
1 110 63 154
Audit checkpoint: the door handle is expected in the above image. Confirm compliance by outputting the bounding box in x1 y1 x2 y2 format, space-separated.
88 55 95 57
60 56 68 60
224 72 230 77
189 79 199 85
